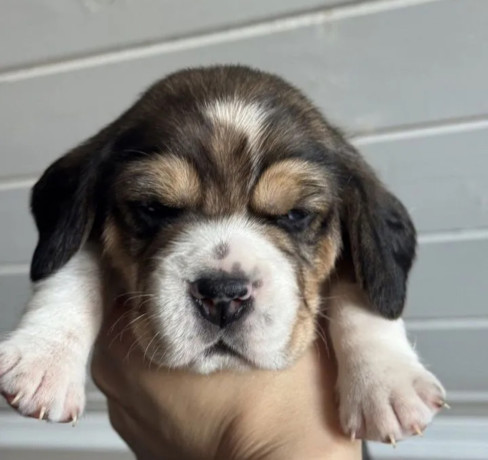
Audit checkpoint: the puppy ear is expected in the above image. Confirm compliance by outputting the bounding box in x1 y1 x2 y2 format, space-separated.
341 153 416 319
30 132 109 282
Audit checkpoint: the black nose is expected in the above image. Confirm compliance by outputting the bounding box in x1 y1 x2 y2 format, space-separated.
190 276 252 328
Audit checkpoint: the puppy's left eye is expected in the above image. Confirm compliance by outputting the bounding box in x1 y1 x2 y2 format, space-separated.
277 208 313 231
286 209 310 222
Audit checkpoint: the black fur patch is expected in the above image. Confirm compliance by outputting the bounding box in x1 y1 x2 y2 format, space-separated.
340 153 416 319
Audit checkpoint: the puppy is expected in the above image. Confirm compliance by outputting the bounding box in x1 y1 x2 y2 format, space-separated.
0 65 446 443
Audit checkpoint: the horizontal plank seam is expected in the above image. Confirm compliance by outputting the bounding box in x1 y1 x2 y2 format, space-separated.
418 228 488 244
0 264 30 275
445 391 488 403
407 318 488 331
351 113 488 144
0 0 440 83
0 178 36 192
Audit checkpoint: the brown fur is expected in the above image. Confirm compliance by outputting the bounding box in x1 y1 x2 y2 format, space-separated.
251 159 333 216
116 155 201 208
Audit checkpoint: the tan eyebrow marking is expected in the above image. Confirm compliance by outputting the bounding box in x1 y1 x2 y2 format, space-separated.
117 154 201 207
251 159 332 215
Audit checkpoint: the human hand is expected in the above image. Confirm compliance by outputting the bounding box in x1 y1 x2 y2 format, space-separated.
91 302 360 460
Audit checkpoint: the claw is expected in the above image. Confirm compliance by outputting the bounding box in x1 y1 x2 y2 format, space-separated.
388 435 396 448
437 400 451 409
350 431 356 441
11 392 22 405
71 414 78 427
413 425 423 437
39 407 46 420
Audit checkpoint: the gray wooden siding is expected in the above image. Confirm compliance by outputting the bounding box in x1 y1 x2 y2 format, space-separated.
1 0 487 458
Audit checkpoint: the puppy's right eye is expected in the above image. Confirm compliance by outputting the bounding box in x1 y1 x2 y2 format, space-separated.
136 201 182 219
127 200 183 236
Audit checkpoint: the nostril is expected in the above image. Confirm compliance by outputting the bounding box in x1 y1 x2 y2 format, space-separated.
189 282 204 300
236 285 251 301
222 280 251 301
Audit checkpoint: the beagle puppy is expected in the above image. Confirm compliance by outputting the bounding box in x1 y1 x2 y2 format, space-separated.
0 65 446 443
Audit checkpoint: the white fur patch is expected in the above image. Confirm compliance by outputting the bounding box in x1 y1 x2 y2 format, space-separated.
144 215 299 373
328 282 446 442
205 98 269 150
0 248 102 422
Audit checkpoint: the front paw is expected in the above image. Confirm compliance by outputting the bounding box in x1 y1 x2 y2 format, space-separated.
0 334 86 422
337 356 447 444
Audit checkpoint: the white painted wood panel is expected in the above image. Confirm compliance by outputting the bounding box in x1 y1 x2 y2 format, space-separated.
0 187 35 265
0 412 129 454
370 416 488 460
0 0 341 70
406 237 488 319
407 327 488 394
0 274 29 335
1 0 488 181
357 124 488 234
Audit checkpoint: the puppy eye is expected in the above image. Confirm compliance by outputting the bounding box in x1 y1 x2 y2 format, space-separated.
133 201 182 219
286 208 310 222
276 208 313 231
127 200 183 236
141 203 157 215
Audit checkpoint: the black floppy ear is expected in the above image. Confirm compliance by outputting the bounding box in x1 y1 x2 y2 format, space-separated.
341 155 416 319
30 132 109 282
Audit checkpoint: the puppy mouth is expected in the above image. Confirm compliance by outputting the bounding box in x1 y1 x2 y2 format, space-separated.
204 339 243 359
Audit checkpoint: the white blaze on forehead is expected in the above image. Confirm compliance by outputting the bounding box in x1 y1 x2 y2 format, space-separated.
205 98 269 149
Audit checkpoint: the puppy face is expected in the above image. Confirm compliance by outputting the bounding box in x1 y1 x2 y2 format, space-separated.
30 66 416 373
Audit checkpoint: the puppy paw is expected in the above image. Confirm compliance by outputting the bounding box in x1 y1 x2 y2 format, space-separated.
0 334 86 423
337 355 446 443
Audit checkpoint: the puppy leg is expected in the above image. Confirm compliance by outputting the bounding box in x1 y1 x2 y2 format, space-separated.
0 248 102 422
328 281 446 443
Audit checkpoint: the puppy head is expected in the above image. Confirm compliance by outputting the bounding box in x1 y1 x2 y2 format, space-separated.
30 66 416 372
